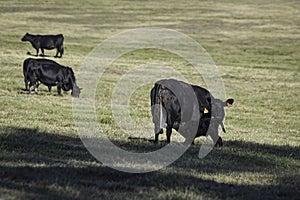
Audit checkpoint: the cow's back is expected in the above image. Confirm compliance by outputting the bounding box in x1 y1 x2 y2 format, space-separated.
28 59 64 84
40 34 63 43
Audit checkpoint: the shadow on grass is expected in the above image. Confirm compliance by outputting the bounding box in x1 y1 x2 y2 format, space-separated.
0 127 299 199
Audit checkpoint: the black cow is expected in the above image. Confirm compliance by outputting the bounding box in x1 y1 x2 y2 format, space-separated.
150 79 233 146
23 58 81 97
21 33 64 58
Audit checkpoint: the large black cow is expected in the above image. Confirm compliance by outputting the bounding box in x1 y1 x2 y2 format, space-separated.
21 33 64 58
23 58 81 97
150 79 233 146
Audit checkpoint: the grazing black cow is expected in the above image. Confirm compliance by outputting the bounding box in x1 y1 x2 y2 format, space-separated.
21 33 64 58
23 58 81 97
150 79 233 146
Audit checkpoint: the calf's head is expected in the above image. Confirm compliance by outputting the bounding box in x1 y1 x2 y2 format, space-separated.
212 98 234 127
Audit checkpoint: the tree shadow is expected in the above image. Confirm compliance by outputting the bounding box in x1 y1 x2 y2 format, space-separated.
226 140 299 160
0 127 299 199
172 139 300 174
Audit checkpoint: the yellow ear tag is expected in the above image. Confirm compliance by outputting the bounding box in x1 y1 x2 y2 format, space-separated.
226 103 232 108
204 108 209 114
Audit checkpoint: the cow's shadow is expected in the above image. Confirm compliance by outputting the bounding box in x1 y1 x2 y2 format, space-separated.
18 87 71 96
0 126 299 199
26 51 59 58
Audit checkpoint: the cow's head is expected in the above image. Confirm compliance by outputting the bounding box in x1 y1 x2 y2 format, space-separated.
62 82 81 97
63 67 81 98
21 33 30 41
71 84 81 97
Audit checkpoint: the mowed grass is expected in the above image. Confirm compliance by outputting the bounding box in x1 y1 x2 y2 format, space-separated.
0 0 299 199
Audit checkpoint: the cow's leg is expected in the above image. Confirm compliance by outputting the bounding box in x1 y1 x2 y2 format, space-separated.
28 77 36 93
166 126 172 143
55 48 59 58
34 81 40 94
28 84 33 94
29 82 37 94
48 86 52 92
41 48 45 56
57 81 63 96
154 128 163 143
166 114 175 143
56 47 63 58
35 48 39 56
57 86 62 96
60 47 64 58
154 134 159 144
24 78 28 91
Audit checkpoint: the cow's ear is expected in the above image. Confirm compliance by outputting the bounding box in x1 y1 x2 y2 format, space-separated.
225 98 234 108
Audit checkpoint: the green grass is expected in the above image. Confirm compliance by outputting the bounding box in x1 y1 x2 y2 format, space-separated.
0 0 299 199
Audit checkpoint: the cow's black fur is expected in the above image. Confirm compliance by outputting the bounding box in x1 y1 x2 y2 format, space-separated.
150 79 233 146
23 58 80 97
21 33 64 58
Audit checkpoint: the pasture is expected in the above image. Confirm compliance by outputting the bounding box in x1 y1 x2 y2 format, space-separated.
0 0 299 199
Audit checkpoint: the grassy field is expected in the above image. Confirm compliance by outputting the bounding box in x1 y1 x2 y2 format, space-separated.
0 0 299 199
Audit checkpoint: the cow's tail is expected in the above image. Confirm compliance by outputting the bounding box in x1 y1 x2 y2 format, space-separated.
151 82 166 133
58 34 64 57
61 46 64 56
159 100 166 129
23 58 32 91
150 83 160 123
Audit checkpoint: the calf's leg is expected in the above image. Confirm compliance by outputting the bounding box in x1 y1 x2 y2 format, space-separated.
215 137 223 147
